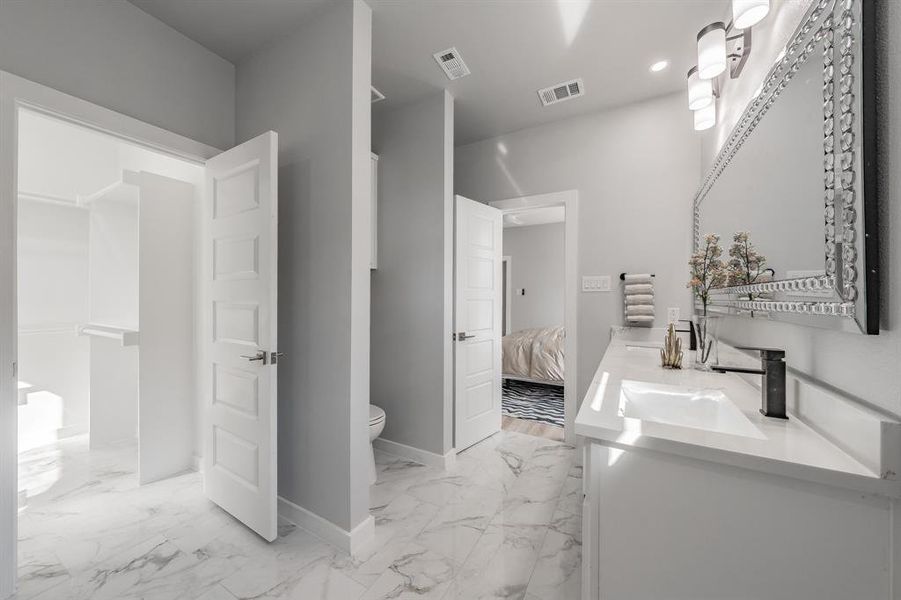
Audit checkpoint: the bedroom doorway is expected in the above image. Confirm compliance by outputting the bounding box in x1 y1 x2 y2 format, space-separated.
498 203 566 441
451 191 579 448
490 191 579 444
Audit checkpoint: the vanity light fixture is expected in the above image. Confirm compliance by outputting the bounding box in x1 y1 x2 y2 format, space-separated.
697 22 727 79
694 102 716 131
695 20 756 83
687 66 714 110
688 2 769 133
732 0 770 30
649 60 669 73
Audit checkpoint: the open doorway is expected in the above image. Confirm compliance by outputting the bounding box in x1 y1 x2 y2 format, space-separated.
490 191 579 444
2 73 282 598
15 107 206 580
498 204 566 441
452 191 578 451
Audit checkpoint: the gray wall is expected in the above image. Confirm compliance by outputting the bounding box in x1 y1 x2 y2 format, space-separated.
235 0 372 532
700 0 901 419
0 0 235 150
371 91 454 456
503 223 565 332
456 92 699 399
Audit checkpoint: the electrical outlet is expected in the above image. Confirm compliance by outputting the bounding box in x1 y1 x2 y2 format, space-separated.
582 275 611 292
667 307 680 323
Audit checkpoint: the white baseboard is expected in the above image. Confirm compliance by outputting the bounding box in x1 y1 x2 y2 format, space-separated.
348 514 376 556
277 496 375 556
373 437 457 471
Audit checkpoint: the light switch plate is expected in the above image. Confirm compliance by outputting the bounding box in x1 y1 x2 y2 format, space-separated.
582 275 611 292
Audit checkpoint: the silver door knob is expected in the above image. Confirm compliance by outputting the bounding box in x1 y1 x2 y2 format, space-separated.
241 351 267 364
456 332 475 341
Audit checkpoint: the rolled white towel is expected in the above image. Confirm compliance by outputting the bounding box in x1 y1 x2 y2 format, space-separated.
623 274 653 284
624 294 654 305
626 315 655 323
625 304 655 317
624 283 654 294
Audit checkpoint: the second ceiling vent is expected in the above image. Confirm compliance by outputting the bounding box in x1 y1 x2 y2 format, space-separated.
538 78 585 107
433 47 471 80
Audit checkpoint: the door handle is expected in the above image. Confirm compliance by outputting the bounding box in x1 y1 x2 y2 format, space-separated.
241 351 267 364
269 351 285 364
456 332 475 341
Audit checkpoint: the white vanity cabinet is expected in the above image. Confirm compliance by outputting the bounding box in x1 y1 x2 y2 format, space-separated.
370 152 378 270
582 441 900 600
577 328 901 600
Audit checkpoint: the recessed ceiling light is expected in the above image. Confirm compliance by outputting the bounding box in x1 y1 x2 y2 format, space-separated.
649 60 669 73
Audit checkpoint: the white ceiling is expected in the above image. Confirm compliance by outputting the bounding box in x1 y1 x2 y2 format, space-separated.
369 0 727 144
128 0 728 145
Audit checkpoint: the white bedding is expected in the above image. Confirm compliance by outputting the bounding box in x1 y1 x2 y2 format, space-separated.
502 326 564 384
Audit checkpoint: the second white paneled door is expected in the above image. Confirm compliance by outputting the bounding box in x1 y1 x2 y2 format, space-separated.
203 131 279 542
454 195 503 451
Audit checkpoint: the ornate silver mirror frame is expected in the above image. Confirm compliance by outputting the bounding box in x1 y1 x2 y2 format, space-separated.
693 0 879 334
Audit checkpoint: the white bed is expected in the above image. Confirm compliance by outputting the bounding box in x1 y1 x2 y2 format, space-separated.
502 326 564 387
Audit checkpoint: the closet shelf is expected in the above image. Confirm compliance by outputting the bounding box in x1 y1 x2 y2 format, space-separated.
79 178 139 205
18 191 88 210
77 323 140 347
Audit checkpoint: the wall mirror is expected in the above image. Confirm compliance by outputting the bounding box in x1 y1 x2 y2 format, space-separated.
694 0 878 334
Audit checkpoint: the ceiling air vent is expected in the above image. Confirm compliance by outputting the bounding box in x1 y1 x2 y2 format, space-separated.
538 78 585 107
433 47 471 80
371 85 386 104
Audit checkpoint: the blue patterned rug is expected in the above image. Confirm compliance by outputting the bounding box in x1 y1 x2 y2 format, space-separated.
502 380 564 428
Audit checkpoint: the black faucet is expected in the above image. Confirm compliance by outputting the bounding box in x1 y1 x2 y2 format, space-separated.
673 319 697 351
713 347 788 419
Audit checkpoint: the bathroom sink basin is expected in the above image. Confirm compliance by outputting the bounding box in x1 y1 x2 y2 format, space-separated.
619 380 765 439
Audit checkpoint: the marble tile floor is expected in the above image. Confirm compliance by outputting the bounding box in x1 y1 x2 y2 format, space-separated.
15 430 582 600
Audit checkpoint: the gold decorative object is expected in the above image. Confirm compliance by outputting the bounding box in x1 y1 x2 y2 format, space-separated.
661 323 683 369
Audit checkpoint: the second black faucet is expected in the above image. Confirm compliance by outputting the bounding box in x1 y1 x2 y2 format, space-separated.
713 347 787 420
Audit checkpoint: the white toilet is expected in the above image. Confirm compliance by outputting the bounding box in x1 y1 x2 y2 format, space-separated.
368 404 386 484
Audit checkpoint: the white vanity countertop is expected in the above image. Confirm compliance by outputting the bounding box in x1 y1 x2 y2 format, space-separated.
575 327 901 497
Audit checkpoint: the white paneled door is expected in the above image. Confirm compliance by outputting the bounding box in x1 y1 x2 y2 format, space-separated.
454 195 503 451
203 131 279 542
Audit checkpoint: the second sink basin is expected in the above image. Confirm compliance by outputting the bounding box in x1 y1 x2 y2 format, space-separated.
619 380 765 439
